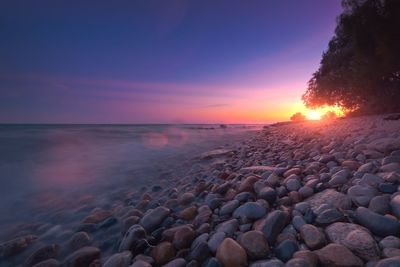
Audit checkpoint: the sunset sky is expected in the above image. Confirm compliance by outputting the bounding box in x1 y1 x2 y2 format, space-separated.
0 0 342 124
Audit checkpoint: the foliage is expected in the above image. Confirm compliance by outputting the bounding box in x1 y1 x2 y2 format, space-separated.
322 111 337 120
303 0 400 115
290 112 306 122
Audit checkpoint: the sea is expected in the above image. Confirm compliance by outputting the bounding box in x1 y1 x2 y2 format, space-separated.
0 124 261 241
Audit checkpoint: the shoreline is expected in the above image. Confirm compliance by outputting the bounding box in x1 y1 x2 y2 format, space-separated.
1 115 400 266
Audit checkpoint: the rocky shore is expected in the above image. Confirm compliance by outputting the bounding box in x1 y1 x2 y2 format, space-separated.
2 115 400 267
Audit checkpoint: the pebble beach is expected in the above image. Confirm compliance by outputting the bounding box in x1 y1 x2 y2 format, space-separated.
2 115 400 267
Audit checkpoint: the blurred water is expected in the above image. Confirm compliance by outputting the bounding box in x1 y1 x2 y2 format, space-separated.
0 124 260 238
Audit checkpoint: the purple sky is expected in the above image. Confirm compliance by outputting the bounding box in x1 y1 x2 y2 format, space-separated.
0 0 343 123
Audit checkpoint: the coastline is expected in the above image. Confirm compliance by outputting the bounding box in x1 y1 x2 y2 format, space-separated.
2 115 400 266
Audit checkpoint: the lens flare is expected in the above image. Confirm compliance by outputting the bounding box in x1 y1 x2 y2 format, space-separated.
307 110 321 120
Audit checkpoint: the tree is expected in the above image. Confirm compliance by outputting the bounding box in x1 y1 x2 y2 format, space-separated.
303 0 400 115
322 111 337 120
290 112 306 122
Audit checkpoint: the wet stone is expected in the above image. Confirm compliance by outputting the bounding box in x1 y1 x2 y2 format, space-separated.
63 246 101 267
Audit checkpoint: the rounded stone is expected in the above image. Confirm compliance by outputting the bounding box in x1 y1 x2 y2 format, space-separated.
151 242 176 265
173 226 195 250
356 207 400 237
216 238 247 267
63 246 101 267
233 202 267 221
300 224 326 250
238 230 269 260
379 236 400 249
139 206 170 232
258 187 277 203
286 179 301 192
103 251 132 267
315 244 363 267
274 239 298 262
325 222 380 261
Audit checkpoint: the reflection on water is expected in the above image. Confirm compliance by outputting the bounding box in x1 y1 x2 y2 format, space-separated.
0 124 260 239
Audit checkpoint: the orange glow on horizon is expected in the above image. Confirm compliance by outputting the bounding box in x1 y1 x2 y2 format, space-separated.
306 110 322 120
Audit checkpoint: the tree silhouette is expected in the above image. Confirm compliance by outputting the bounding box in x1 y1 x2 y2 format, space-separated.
290 112 306 122
303 0 400 115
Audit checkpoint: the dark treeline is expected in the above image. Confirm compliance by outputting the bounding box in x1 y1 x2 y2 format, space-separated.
302 0 400 115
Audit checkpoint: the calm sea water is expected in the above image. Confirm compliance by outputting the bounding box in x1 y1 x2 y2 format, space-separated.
0 124 260 239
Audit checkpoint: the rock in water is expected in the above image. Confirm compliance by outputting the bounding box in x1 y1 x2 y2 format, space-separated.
356 207 400 237
103 251 132 267
315 244 363 267
63 246 100 267
24 244 59 267
119 224 146 252
82 209 112 224
0 235 37 259
151 242 175 265
216 238 247 267
139 206 170 232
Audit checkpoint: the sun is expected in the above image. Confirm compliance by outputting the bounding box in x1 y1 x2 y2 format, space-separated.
307 110 321 120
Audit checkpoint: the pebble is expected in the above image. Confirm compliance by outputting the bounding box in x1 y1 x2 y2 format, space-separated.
325 222 380 261
237 176 259 193
103 251 132 267
390 194 400 219
369 195 391 214
82 209 112 224
375 256 400 267
348 185 378 206
293 250 318 267
178 206 198 220
274 239 298 262
130 260 152 267
233 202 267 221
305 189 351 211
162 258 186 267
216 219 238 236
119 224 146 252
255 210 289 245
219 200 240 216
172 225 195 250
216 238 247 267
0 235 37 259
151 242 175 265
68 232 91 252
32 259 61 267
315 244 363 267
299 224 326 250
356 207 400 237
208 232 226 253
286 178 301 192
238 230 269 260
250 259 284 267
315 208 344 225
140 206 170 232
328 169 349 186
379 236 400 249
24 244 59 267
258 187 277 203
63 246 101 267
298 186 313 198
188 241 210 262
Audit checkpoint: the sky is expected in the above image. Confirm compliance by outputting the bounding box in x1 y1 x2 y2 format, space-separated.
0 0 343 124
